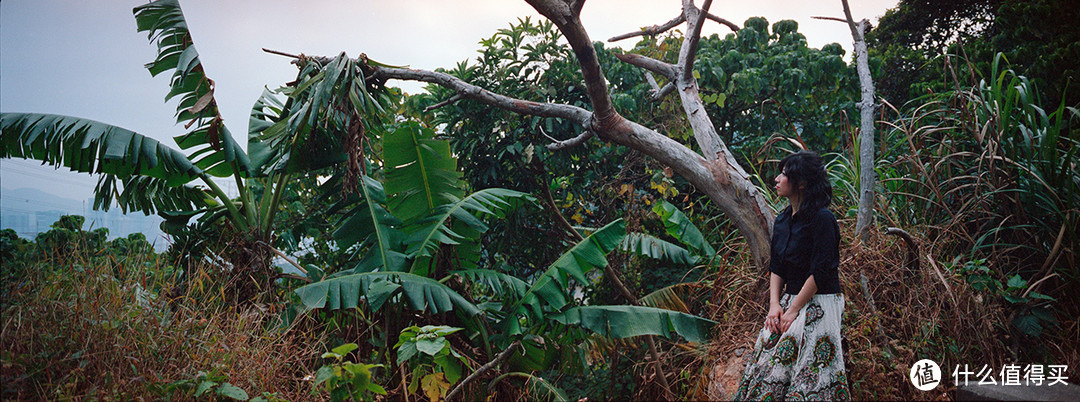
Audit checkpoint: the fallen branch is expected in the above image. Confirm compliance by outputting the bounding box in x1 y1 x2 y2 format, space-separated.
884 227 919 276
446 340 521 401
257 240 308 275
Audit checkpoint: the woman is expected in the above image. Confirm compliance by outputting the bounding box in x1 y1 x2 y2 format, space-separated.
734 151 850 401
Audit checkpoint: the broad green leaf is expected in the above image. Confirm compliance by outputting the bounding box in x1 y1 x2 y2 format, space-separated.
551 305 715 343
506 220 626 333
215 383 249 401
1 113 202 185
451 269 530 299
384 123 464 224
620 232 699 265
333 175 407 272
331 343 358 356
134 0 250 177
295 271 481 316
93 174 214 215
406 188 534 273
415 338 447 356
652 200 716 258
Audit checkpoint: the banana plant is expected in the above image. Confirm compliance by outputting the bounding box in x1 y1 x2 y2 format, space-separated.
294 122 716 374
0 1 395 289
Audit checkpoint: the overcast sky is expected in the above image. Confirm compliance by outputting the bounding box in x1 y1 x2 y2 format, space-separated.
1 0 897 206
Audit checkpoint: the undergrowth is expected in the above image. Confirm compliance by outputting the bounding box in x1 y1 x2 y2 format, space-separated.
0 240 324 400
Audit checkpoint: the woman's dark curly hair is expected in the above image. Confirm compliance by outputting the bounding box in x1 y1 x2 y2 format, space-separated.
779 151 832 213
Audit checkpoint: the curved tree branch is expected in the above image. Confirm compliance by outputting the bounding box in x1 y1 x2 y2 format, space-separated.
375 67 592 123
423 93 463 113
608 14 686 42
613 53 677 81
703 12 740 32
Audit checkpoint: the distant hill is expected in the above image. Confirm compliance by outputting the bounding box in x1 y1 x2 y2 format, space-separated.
1 186 85 214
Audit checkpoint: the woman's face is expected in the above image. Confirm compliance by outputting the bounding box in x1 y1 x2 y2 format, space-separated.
775 169 796 199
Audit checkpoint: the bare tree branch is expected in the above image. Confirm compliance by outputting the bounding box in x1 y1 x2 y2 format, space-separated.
679 0 713 82
652 82 676 100
703 12 740 32
810 16 848 23
608 14 686 42
645 71 661 93
374 66 592 123
542 127 595 151
423 93 463 113
613 53 677 80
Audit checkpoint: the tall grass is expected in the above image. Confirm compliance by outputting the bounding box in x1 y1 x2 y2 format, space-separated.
0 238 324 400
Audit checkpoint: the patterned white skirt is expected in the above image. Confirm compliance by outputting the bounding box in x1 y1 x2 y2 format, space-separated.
734 293 850 401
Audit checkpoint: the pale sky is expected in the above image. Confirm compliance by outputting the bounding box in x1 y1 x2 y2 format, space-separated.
0 0 897 205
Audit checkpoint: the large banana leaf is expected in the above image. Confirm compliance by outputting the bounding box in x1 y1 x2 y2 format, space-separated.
0 113 202 186
94 174 215 215
451 269 530 300
333 175 407 272
406 188 534 273
384 123 464 224
620 232 698 265
652 200 716 258
134 0 249 177
295 271 481 317
507 220 626 332
551 305 715 343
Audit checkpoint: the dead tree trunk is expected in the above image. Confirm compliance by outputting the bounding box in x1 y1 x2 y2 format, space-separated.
843 0 878 241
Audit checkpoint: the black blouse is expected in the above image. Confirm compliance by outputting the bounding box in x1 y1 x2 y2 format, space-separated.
768 206 843 295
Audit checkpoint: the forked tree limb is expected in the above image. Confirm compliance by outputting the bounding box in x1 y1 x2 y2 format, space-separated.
679 0 713 82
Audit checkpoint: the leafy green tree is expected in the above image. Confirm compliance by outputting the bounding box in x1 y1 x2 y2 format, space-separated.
868 0 1079 110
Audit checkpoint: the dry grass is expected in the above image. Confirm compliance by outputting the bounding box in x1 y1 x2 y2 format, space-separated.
0 248 325 400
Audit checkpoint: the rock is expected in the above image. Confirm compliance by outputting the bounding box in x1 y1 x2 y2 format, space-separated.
708 354 748 400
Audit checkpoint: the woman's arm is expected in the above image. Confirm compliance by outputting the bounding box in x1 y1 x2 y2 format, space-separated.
779 275 817 333
767 273 785 333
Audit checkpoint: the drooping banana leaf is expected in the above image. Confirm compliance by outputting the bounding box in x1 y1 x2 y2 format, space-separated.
505 219 626 333
0 113 203 186
384 123 464 225
406 188 534 273
295 271 480 317
133 0 250 177
551 305 715 343
652 199 716 258
333 175 407 272
620 232 699 266
249 53 391 175
451 269 530 300
638 282 699 314
93 174 215 215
